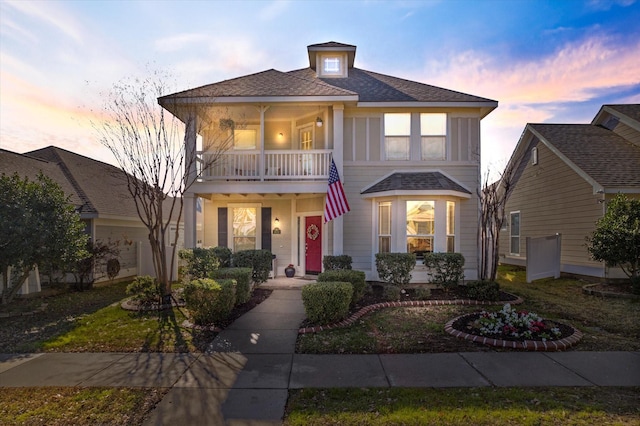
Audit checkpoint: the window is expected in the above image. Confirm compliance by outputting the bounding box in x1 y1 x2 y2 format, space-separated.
446 201 455 252
232 207 257 251
378 202 391 253
510 211 520 255
323 57 341 74
384 113 410 160
406 201 434 259
233 129 256 150
421 113 446 160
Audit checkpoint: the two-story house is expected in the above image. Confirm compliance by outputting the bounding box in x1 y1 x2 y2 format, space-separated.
159 42 497 281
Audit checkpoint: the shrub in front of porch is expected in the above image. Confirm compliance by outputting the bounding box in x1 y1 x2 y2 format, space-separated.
183 278 236 325
375 253 416 286
323 255 353 271
465 280 500 301
232 249 272 284
210 267 252 305
178 248 221 282
302 282 352 325
317 270 365 306
424 253 465 292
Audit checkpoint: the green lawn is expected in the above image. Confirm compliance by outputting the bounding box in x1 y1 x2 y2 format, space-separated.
285 387 640 425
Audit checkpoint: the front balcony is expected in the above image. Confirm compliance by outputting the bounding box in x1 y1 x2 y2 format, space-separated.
198 149 332 182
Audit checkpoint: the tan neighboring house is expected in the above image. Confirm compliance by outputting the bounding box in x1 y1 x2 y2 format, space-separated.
159 41 497 281
499 104 640 280
0 146 181 293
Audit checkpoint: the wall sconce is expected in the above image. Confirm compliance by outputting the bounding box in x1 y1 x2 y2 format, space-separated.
316 117 323 127
278 132 284 137
272 217 281 234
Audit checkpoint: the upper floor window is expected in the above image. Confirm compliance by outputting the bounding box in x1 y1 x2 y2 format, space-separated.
384 113 410 160
421 113 446 160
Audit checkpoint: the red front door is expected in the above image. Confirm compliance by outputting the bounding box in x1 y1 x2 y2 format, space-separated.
305 216 322 274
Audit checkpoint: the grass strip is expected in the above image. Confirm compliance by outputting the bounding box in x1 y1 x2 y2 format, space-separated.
285 387 640 425
0 387 166 425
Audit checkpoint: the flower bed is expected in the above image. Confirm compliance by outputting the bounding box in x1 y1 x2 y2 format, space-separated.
445 304 583 351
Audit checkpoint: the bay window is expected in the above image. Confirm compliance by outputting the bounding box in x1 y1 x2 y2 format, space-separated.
446 201 455 252
406 201 434 259
378 202 391 253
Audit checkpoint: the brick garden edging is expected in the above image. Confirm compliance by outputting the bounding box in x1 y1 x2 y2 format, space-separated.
444 313 583 351
298 294 523 334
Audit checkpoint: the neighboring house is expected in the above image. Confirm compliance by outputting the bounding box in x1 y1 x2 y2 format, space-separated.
0 146 181 290
159 42 497 281
499 104 640 280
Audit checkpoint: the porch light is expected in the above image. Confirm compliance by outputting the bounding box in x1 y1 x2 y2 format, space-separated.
273 217 281 234
316 117 323 127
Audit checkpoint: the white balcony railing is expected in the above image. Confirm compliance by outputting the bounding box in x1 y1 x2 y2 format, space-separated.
198 149 332 181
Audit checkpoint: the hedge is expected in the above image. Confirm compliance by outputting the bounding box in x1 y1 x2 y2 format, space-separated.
301 282 352 324
317 269 366 306
183 278 236 325
210 267 252 305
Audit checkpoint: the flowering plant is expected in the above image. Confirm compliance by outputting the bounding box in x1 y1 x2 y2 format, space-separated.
472 303 561 341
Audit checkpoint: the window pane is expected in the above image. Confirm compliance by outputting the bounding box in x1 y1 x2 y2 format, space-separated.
420 113 446 135
510 212 520 235
234 129 256 150
407 237 433 259
510 236 520 255
384 113 410 136
379 236 391 253
406 201 434 235
234 237 256 252
324 57 341 73
446 202 455 235
378 202 391 234
385 136 410 160
446 236 455 253
421 136 445 160
233 207 256 244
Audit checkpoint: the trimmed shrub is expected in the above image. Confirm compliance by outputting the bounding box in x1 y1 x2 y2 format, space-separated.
178 248 221 281
322 255 353 271
465 280 500 301
232 249 272 284
415 287 432 300
211 267 252 305
302 282 353 324
211 246 232 268
317 269 366 306
424 253 465 292
383 284 401 301
375 253 416 286
183 278 236 325
126 275 162 306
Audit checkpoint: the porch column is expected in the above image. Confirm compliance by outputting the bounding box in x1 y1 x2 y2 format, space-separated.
184 112 198 249
331 104 345 255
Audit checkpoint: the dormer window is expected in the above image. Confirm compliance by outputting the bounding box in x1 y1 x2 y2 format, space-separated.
323 57 341 73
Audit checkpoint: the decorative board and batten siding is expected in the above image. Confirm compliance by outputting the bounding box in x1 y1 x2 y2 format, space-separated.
500 141 605 275
611 121 640 147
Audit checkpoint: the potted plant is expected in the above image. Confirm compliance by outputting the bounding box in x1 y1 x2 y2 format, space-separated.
285 264 296 278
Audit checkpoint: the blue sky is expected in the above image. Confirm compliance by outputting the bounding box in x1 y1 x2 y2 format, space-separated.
1 0 639 173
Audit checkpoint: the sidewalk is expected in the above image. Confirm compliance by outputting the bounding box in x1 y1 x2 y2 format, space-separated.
1 288 639 425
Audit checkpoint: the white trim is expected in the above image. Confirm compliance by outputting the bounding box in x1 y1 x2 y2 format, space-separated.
360 168 473 195
362 189 471 199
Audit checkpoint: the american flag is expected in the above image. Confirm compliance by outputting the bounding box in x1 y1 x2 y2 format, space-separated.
324 159 350 223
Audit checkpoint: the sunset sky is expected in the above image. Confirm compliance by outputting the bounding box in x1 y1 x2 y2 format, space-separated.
1 0 639 173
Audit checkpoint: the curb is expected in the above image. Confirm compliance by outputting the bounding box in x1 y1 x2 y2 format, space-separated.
298 293 523 334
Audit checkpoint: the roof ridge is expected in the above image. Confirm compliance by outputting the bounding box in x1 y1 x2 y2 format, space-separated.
285 68 358 95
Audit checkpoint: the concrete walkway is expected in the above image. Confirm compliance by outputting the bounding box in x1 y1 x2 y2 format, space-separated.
1 287 639 425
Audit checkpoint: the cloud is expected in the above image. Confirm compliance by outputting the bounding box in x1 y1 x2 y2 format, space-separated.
0 17 38 44
425 35 640 107
4 0 83 43
587 0 636 11
259 0 291 21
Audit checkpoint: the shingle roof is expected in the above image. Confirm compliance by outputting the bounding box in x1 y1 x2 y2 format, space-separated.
0 149 84 210
159 69 357 100
529 123 640 188
604 104 640 121
361 172 471 195
160 66 495 104
25 146 141 218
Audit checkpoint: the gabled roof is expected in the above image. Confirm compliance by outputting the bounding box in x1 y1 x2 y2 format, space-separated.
527 123 640 190
0 146 142 219
361 171 472 198
592 104 640 133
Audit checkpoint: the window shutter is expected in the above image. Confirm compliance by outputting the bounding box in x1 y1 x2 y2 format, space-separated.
218 208 227 247
261 207 271 251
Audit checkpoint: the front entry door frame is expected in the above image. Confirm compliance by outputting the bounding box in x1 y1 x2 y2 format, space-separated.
297 212 325 276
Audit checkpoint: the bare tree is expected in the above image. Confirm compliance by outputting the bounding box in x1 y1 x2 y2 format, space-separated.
95 74 233 304
478 156 522 282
